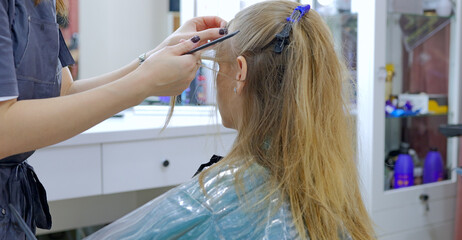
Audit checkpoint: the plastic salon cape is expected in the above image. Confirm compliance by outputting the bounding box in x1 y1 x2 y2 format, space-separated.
85 158 301 240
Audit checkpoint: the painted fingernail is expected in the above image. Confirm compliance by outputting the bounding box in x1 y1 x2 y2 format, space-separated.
191 35 200 43
219 28 228 35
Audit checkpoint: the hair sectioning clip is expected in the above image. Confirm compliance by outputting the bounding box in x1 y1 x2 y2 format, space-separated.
274 23 292 54
273 4 311 54
287 5 311 23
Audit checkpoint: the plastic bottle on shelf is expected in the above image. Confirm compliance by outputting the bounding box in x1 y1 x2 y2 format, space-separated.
385 64 395 101
394 153 414 189
423 147 444 184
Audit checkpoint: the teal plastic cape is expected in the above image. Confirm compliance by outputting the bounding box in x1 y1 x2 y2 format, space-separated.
84 161 301 239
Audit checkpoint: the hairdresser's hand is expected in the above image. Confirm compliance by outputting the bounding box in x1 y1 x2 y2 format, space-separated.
149 16 227 55
136 36 202 97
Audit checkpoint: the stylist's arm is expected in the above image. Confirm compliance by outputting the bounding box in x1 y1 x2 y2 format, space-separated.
0 17 227 159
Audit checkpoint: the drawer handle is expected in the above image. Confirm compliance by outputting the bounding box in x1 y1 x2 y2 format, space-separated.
162 160 170 167
419 194 429 212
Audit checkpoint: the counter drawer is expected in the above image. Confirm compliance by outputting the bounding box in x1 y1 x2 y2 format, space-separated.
379 220 453 240
374 197 456 237
28 144 102 201
102 134 236 194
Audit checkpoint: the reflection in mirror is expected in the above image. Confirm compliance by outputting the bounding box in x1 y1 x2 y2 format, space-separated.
72 0 357 107
59 0 79 79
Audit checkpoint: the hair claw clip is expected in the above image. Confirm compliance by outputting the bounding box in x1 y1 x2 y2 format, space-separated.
274 23 292 54
273 4 311 53
287 4 311 23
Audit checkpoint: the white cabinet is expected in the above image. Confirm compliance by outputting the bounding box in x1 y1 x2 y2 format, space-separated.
29 132 237 199
102 133 236 194
355 0 462 239
29 119 237 235
28 144 102 201
379 220 454 240
374 196 456 236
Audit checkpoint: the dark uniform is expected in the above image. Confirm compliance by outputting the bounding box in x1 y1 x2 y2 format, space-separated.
0 0 74 238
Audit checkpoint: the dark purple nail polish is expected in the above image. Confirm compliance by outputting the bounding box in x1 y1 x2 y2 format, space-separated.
191 35 200 43
219 28 228 35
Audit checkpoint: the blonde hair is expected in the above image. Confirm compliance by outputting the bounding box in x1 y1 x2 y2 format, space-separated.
200 1 375 239
35 0 67 16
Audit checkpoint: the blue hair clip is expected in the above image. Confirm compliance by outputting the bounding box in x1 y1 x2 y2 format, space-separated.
286 4 311 23
273 4 311 53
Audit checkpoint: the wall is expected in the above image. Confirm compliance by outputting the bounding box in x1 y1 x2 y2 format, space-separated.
79 0 169 79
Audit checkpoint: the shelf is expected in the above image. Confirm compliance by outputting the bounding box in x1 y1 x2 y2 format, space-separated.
388 12 452 52
384 178 454 194
389 12 454 19
439 124 462 137
386 113 448 119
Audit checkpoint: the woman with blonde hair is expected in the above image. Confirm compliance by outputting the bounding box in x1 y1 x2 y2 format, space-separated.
87 1 375 239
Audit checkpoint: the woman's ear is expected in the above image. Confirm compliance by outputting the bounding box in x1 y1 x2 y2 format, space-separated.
235 56 247 95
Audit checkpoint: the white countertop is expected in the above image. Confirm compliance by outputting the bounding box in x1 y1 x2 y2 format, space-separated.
53 106 236 147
